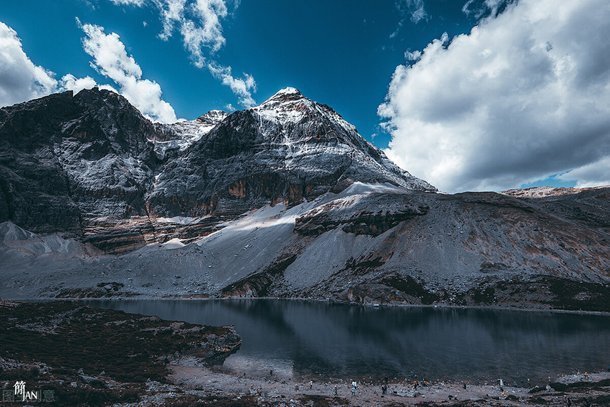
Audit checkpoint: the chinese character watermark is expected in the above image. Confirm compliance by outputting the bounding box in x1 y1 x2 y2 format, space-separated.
13 381 25 401
1 381 55 403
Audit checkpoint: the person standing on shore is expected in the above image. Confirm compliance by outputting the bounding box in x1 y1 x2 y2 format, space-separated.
351 381 358 396
334 385 338 396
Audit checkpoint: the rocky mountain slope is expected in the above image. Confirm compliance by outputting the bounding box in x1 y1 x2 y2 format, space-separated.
147 87 433 217
0 90 158 236
0 87 432 253
0 89 608 311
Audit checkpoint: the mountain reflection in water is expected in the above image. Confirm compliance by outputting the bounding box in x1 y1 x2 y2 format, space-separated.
90 300 610 385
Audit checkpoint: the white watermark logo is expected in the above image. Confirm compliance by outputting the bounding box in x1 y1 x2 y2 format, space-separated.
13 381 26 399
2 381 54 403
13 380 38 402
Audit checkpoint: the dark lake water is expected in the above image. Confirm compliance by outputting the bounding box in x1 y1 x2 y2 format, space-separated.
90 300 610 386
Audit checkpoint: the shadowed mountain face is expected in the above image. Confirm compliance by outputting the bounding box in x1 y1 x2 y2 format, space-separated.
0 88 608 311
0 90 159 236
0 87 432 252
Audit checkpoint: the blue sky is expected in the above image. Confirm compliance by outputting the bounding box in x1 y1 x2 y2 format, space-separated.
1 0 608 192
1 0 480 148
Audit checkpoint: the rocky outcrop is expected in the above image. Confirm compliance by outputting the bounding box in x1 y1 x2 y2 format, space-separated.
220 254 298 298
295 191 430 236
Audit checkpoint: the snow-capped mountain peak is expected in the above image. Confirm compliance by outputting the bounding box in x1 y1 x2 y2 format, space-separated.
252 87 353 132
267 86 303 99
255 87 310 110
197 109 228 125
152 110 228 156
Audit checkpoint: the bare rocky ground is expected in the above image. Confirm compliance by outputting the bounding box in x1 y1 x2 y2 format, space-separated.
1 185 609 313
167 366 610 406
0 300 240 406
1 300 608 406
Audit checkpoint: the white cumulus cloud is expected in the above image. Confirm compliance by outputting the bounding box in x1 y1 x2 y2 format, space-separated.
60 73 118 94
558 157 610 188
379 0 610 192
208 62 256 107
109 0 257 107
60 74 97 94
153 0 228 66
0 22 57 107
181 0 228 64
110 0 146 5
155 0 186 40
80 22 177 123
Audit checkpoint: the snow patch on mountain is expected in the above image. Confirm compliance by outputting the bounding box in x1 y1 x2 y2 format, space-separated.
152 110 228 157
156 216 200 225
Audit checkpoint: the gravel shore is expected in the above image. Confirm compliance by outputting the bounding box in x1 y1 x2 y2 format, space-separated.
167 360 610 406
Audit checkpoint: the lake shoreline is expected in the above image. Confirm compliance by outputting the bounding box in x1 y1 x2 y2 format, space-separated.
1 300 609 406
169 361 610 406
16 295 610 317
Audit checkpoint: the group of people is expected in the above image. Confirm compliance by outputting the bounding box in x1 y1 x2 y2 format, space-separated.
316 377 405 397
293 380 358 397
305 380 358 396
263 373 439 398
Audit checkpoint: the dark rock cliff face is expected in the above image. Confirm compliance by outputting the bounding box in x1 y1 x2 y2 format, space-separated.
0 89 159 237
0 87 431 251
